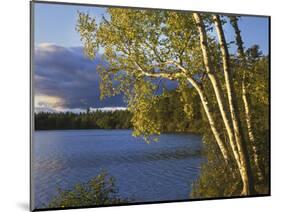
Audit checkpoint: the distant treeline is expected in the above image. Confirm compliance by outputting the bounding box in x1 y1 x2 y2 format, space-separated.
34 110 132 130
35 89 203 132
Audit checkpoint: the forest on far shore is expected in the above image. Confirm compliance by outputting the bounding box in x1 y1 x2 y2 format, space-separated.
34 89 202 132
34 110 132 130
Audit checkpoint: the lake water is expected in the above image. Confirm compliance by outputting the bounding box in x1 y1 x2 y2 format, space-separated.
32 130 203 208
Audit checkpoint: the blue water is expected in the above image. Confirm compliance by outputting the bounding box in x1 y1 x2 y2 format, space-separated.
32 130 203 208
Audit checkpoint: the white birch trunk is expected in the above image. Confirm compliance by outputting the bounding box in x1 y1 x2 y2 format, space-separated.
213 15 255 195
229 16 264 182
187 77 230 164
242 79 263 181
193 13 242 169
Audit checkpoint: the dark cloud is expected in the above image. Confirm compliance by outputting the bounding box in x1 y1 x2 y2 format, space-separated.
34 43 125 110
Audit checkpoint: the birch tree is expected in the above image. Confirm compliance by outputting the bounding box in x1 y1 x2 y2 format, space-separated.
76 8 266 196
229 16 264 182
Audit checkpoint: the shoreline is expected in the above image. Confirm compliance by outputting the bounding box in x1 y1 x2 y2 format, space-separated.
33 128 202 136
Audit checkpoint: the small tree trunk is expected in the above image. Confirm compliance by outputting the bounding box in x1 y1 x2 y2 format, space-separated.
242 77 264 181
213 15 255 195
229 16 264 182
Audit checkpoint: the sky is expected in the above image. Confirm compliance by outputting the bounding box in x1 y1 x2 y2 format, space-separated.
33 2 269 113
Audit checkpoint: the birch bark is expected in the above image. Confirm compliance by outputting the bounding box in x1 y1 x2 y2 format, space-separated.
193 13 241 168
229 16 264 182
187 77 230 164
213 15 255 195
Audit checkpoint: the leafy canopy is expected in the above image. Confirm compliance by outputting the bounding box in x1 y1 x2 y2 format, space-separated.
76 9 211 140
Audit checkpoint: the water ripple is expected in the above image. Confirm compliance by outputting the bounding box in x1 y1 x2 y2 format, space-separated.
32 130 203 208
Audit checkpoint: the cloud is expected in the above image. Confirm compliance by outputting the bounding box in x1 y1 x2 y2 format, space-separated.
34 43 125 112
35 94 64 108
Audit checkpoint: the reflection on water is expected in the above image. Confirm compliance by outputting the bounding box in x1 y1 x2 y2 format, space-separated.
32 130 203 208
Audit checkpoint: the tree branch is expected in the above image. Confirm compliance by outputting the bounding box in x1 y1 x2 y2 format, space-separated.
134 59 194 80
